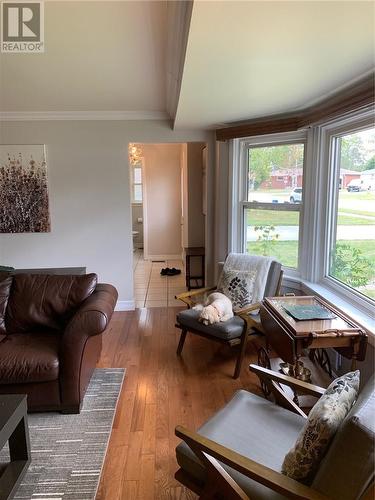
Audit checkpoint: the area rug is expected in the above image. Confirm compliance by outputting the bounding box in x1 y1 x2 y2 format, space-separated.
1 368 125 500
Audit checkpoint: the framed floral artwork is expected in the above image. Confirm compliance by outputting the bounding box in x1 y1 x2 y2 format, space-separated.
0 145 51 233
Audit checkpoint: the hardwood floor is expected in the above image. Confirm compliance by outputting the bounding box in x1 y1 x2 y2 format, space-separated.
96 307 264 500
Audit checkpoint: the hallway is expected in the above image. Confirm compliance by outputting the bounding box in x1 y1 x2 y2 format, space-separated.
133 251 187 308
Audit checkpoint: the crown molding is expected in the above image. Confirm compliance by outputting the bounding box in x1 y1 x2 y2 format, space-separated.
0 110 170 121
216 72 375 141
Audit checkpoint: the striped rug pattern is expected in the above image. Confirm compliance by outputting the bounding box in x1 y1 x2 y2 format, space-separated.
1 368 125 500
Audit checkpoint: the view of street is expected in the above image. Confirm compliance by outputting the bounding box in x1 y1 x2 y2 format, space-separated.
246 189 375 297
247 190 375 240
246 133 375 300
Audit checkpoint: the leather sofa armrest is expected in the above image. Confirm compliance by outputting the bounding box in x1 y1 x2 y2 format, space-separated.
59 283 118 410
65 283 118 338
61 283 117 357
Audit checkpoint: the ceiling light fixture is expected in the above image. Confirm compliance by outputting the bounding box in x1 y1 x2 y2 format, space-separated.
129 143 143 165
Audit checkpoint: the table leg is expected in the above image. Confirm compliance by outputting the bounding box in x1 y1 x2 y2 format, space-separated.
186 255 191 290
202 254 205 288
0 414 31 500
350 338 360 371
9 415 30 463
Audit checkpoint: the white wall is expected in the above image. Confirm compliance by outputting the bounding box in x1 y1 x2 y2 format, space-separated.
0 120 214 309
143 143 182 259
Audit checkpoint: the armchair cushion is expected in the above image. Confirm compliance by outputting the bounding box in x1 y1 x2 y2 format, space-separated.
0 332 60 384
5 273 98 333
282 370 360 483
176 389 305 499
176 309 245 340
216 255 281 312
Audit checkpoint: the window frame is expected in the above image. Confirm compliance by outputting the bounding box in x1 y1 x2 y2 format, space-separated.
229 107 374 318
317 110 374 314
131 161 143 204
230 130 307 277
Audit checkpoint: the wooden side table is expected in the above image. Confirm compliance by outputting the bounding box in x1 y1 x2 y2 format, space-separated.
185 247 205 290
258 295 368 405
260 295 368 370
0 395 31 500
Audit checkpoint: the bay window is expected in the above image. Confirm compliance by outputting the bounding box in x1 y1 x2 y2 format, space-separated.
230 108 374 318
238 133 306 271
326 124 375 303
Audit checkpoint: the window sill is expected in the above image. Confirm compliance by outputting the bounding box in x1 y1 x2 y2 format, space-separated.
283 274 375 345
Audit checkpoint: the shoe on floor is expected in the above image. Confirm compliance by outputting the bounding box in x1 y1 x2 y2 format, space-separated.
166 268 181 276
160 268 170 275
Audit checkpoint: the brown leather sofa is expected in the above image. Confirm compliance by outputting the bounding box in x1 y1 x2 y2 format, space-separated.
0 272 118 413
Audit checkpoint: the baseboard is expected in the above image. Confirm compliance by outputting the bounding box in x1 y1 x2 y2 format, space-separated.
147 254 182 261
115 300 135 311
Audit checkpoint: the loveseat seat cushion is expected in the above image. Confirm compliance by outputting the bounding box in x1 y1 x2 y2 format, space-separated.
6 273 98 333
0 273 12 337
176 389 305 499
0 332 60 383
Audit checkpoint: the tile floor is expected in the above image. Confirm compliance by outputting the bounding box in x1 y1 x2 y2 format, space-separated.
133 250 187 308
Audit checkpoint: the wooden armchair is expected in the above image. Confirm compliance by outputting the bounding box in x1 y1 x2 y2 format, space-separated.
175 258 283 378
175 364 375 499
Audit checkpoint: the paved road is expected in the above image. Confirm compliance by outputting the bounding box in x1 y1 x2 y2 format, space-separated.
247 225 375 241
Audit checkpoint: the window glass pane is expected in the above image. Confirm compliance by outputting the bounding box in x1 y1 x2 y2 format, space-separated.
247 144 304 203
245 208 300 268
134 184 143 202
134 167 142 183
329 128 375 300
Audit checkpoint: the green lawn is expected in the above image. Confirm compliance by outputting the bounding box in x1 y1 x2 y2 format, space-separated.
247 239 375 300
247 240 299 268
247 239 375 268
338 191 375 201
247 210 299 226
337 208 375 218
247 210 375 226
338 215 375 224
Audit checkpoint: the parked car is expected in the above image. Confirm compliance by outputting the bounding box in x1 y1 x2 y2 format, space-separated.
289 187 302 203
347 179 363 192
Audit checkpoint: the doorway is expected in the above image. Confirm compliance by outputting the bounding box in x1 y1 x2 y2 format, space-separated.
129 142 206 308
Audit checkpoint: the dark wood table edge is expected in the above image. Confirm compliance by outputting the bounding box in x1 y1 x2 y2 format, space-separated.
0 396 31 500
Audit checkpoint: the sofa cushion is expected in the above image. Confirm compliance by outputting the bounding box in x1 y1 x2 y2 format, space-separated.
176 308 245 340
176 390 305 499
0 332 60 383
6 273 98 333
312 374 375 500
0 273 12 337
282 370 360 483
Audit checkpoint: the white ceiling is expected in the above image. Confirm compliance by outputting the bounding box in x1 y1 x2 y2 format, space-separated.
0 1 373 128
0 1 167 112
174 0 375 129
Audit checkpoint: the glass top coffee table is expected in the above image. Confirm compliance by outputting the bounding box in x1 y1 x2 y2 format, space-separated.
0 395 31 500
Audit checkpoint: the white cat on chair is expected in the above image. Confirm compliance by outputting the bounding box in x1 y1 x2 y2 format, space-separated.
193 292 233 325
